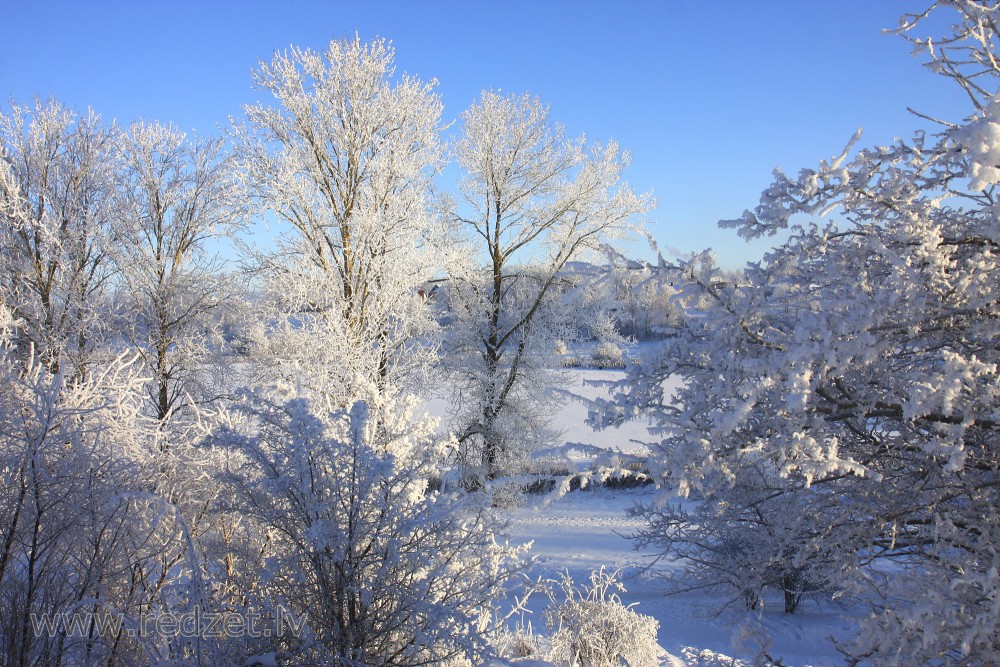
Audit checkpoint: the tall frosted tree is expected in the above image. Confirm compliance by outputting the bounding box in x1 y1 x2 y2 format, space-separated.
443 91 651 483
234 37 444 400
116 121 241 421
0 99 119 379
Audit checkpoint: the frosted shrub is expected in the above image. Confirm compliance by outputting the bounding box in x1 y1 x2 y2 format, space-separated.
494 621 542 660
0 303 221 666
544 568 660 667
490 479 529 508
590 342 625 369
214 384 527 666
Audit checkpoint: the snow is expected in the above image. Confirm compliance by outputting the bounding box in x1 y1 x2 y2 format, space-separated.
245 653 277 667
422 352 680 458
549 368 665 455
501 487 857 666
422 367 858 666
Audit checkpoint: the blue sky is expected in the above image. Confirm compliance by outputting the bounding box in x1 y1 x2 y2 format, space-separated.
0 1 968 268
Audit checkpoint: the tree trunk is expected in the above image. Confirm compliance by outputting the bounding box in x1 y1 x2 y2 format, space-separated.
782 572 800 614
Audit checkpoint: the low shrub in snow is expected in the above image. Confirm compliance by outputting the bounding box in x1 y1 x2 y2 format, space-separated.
213 386 527 665
589 342 625 369
491 479 531 508
494 621 543 661
544 568 660 667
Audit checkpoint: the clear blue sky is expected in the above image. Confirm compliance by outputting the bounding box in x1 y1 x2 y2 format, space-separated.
0 1 967 268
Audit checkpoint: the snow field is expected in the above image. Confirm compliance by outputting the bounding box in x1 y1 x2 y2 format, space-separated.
421 367 858 666
502 487 856 666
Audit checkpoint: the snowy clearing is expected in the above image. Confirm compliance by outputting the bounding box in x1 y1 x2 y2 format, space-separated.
425 367 859 667
423 364 677 456
501 486 858 667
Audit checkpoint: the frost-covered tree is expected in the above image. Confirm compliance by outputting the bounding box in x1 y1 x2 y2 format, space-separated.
0 98 119 378
0 102 240 667
603 249 682 340
603 2 1000 663
443 91 651 483
631 462 836 614
211 382 525 666
116 121 241 421
0 303 219 666
234 37 443 401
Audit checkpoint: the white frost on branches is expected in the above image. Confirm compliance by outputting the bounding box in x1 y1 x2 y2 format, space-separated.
211 380 527 665
544 568 660 667
602 2 1000 663
234 37 444 401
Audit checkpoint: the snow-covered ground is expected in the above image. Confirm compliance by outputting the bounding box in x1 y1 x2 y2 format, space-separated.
425 366 860 666
501 487 858 666
423 364 675 456
548 368 663 455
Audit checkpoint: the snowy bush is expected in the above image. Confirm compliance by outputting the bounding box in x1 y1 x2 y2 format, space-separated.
527 455 574 478
590 342 625 369
494 621 543 661
633 460 834 614
544 568 660 667
212 382 527 666
0 303 222 665
490 479 531 508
